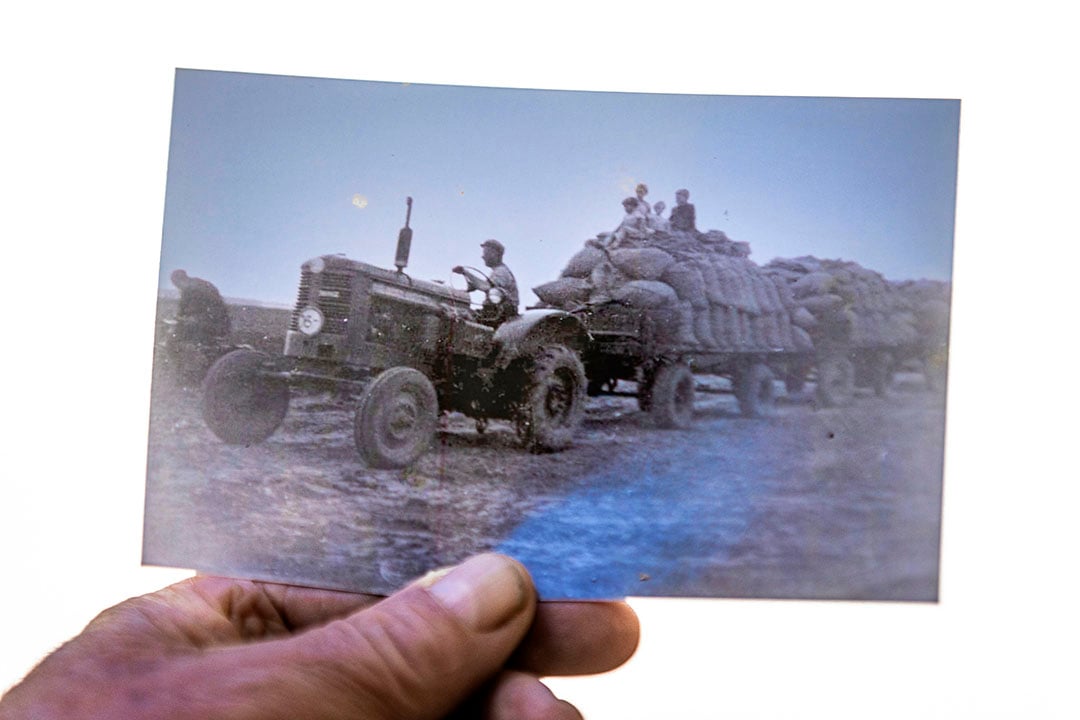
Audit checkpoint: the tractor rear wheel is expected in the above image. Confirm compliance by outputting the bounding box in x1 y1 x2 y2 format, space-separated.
355 367 438 468
201 349 289 445
515 345 586 452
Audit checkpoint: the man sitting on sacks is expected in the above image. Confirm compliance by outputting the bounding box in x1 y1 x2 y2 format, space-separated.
648 201 670 232
633 183 652 218
669 188 697 233
453 239 520 326
610 197 651 248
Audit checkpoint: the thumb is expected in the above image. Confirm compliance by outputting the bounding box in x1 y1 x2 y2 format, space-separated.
205 554 537 720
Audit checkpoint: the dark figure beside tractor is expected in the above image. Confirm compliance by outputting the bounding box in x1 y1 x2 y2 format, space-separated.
156 269 234 384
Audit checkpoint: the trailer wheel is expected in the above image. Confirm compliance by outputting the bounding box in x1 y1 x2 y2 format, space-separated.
637 368 656 412
784 359 813 395
516 345 586 452
871 351 893 397
650 363 695 429
784 370 806 395
355 367 438 469
201 349 289 445
736 363 777 418
923 347 948 392
816 355 855 407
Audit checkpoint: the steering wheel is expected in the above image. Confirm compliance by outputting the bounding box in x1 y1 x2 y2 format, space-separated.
451 265 507 309
453 265 492 290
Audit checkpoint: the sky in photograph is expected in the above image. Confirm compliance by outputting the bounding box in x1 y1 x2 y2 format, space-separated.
160 69 960 306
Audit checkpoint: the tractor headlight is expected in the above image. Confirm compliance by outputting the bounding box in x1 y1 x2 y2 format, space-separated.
297 306 325 336
489 287 505 304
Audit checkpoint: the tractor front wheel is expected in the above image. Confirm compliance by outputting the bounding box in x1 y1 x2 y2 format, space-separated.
201 350 289 445
355 367 439 468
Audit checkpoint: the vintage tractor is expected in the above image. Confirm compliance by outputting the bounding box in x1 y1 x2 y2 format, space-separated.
200 198 590 468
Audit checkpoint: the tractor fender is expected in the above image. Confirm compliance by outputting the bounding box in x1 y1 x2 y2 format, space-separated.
492 309 590 368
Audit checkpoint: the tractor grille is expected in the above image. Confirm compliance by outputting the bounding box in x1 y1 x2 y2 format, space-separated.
291 267 353 336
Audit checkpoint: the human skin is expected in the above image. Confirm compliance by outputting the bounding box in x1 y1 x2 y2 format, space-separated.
0 554 639 720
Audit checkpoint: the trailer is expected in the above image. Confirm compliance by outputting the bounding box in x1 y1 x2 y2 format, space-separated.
572 300 813 427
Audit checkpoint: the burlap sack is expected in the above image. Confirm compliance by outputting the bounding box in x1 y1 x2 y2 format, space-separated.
776 312 795 350
763 313 783 348
762 275 784 314
561 245 605 278
763 266 802 284
710 304 732 348
694 306 719 348
751 274 777 314
532 277 592 308
590 260 627 294
675 301 699 347
771 274 796 309
897 315 919 346
872 310 889 346
791 306 817 330
797 293 845 314
819 307 857 342
851 311 873 347
661 264 709 309
835 279 860 306
700 229 733 246
724 306 744 348
850 280 868 309
739 310 756 349
792 325 814 352
734 261 761 314
792 271 836 300
698 260 727 306
612 280 678 308
713 260 743 307
608 247 676 281
753 314 773 348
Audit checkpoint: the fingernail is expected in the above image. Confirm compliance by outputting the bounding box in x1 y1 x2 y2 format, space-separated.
426 554 531 632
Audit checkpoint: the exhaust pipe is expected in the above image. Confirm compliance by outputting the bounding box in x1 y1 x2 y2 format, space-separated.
394 196 413 271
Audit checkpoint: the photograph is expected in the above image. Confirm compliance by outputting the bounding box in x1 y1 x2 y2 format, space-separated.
5 3 1079 718
143 69 958 601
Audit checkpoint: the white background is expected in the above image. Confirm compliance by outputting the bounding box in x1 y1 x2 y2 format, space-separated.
2 2 1077 717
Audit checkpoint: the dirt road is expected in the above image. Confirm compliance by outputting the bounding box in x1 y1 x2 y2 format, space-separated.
143 366 944 602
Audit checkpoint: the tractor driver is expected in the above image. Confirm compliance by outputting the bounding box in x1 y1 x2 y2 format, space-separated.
453 239 519 325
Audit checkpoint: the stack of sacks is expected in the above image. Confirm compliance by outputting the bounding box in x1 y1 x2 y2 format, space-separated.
892 279 951 349
533 229 801 351
763 256 919 350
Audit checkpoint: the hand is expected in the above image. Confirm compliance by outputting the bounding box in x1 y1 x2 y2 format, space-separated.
0 554 639 720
